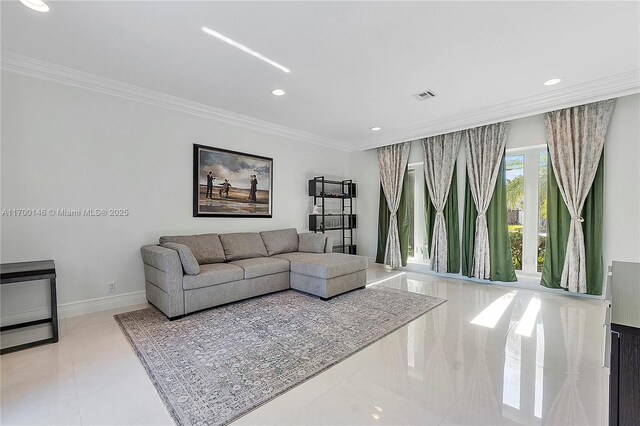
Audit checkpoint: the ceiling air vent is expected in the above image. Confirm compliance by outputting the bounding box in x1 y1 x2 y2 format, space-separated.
413 90 437 101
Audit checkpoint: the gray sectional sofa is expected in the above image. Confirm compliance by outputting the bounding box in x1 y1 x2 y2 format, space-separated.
140 228 368 319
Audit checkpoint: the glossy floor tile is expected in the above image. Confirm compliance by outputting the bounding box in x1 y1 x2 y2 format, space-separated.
0 265 608 425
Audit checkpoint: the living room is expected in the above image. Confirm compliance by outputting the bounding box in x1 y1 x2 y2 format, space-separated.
1 1 639 425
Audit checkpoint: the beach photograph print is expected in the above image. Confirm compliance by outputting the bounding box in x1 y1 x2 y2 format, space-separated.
193 144 273 217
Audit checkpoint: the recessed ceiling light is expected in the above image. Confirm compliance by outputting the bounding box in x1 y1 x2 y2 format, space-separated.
370 127 382 132
19 0 49 12
202 26 290 74
271 89 285 96
544 78 562 86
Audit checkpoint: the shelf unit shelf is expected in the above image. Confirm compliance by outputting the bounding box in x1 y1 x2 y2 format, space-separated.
308 177 356 255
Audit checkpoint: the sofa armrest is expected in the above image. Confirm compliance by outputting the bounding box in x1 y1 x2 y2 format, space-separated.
141 244 181 274
140 245 185 318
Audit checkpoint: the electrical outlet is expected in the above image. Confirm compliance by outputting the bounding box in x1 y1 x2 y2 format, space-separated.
107 282 116 293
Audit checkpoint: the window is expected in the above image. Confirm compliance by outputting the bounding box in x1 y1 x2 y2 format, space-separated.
537 152 548 272
407 163 428 263
407 169 415 258
506 155 525 270
505 146 547 275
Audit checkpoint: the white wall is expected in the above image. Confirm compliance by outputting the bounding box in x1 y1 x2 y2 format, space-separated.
348 149 379 260
0 71 348 315
349 94 640 274
602 94 640 266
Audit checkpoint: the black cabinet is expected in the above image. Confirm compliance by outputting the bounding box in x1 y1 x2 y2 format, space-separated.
308 177 356 254
609 261 640 426
610 324 640 425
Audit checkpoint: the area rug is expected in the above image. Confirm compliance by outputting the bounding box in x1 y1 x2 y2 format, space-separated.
115 286 445 426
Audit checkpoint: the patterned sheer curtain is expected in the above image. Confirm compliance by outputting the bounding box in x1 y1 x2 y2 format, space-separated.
465 122 510 279
377 142 411 268
421 132 462 273
376 169 411 267
425 165 461 274
544 99 615 293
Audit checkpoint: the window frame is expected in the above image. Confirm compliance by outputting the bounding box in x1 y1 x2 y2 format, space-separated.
505 144 547 277
407 162 428 264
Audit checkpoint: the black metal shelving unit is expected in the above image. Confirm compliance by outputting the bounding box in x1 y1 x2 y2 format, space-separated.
308 177 356 254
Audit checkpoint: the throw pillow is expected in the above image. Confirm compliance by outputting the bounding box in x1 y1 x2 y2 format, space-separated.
298 233 326 253
162 242 200 275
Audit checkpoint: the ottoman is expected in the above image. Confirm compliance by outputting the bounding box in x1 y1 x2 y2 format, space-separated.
278 252 368 299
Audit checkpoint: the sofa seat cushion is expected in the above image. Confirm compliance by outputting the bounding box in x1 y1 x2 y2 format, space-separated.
229 257 290 279
182 263 244 290
159 233 225 264
219 233 269 261
274 252 368 279
272 252 325 264
260 228 299 256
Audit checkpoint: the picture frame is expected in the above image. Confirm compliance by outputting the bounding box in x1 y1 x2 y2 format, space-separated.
193 144 273 217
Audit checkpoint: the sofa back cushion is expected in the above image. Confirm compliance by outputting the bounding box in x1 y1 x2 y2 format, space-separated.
219 232 268 261
159 233 225 264
298 233 327 253
259 228 299 256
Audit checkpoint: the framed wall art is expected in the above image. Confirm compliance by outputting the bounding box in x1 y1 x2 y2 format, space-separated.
193 144 273 217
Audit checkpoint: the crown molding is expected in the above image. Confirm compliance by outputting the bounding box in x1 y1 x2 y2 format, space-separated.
3 52 638 153
356 70 640 151
0 52 353 152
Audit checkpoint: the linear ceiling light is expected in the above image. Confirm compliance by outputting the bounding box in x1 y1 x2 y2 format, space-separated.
20 0 49 12
202 26 290 74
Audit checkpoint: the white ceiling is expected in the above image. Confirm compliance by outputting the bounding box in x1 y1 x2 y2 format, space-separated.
2 1 639 151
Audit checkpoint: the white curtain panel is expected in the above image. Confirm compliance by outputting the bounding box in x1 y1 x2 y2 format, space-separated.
421 132 462 273
545 99 615 293
465 122 510 279
377 142 411 268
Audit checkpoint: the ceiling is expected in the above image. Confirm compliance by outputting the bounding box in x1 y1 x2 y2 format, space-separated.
2 1 639 151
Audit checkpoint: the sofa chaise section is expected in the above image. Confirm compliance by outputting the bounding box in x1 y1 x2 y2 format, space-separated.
275 252 368 299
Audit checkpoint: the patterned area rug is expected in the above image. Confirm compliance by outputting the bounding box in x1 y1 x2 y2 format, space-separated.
115 286 445 426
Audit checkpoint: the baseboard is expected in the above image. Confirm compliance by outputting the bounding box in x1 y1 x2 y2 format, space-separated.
0 291 147 326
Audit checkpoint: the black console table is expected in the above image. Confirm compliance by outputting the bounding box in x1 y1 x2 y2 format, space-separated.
609 261 640 425
0 260 58 355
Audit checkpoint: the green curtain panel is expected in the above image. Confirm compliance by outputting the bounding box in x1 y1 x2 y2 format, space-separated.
424 165 461 273
541 152 604 295
376 168 411 266
462 156 517 282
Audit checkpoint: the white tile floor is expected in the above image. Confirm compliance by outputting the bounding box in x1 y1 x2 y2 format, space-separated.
1 265 609 425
